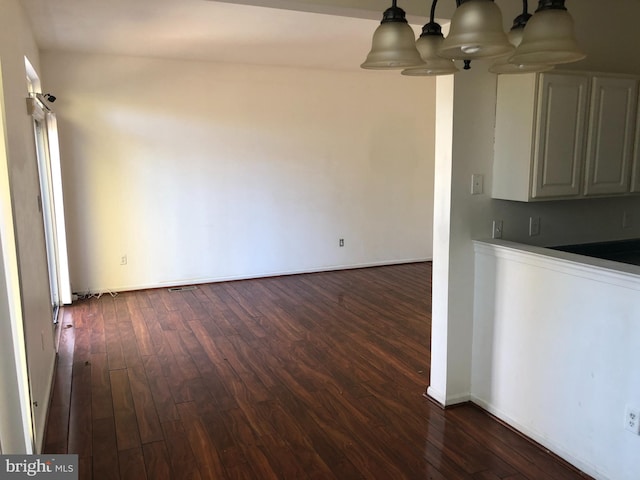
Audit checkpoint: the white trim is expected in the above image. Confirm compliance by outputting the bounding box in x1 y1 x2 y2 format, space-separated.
73 258 432 296
24 57 40 94
25 97 46 119
470 395 610 480
426 386 446 406
473 240 640 291
426 387 470 408
45 114 72 305
0 62 34 453
35 358 56 453
444 392 471 406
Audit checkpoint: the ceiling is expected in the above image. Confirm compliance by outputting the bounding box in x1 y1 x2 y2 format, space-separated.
20 0 427 71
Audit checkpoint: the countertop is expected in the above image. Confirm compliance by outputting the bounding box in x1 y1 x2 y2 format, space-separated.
474 239 640 278
551 238 640 267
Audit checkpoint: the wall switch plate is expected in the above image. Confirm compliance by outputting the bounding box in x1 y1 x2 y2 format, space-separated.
625 405 640 434
471 174 484 195
492 220 503 239
529 216 541 236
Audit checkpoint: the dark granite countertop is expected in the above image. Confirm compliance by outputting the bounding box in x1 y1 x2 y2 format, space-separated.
551 239 640 267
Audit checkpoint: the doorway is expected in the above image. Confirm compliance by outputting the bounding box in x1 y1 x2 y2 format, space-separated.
25 59 71 323
32 117 60 320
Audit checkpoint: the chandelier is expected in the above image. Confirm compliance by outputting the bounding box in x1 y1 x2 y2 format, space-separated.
361 0 585 76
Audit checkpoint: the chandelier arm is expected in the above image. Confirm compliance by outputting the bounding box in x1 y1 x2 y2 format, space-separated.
512 0 532 29
429 0 438 23
536 0 567 11
381 0 409 23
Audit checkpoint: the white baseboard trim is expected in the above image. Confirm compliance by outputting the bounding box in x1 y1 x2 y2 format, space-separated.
37 352 57 453
74 258 432 296
470 394 609 480
425 387 470 407
446 392 471 405
426 386 445 407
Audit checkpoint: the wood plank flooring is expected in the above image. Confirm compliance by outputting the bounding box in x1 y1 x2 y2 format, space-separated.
44 263 590 479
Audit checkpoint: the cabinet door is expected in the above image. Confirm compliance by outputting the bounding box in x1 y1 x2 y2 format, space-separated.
584 76 638 196
492 73 538 201
532 74 589 199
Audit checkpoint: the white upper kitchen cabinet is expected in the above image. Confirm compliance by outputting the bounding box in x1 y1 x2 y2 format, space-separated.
493 72 589 201
493 71 640 202
584 76 638 196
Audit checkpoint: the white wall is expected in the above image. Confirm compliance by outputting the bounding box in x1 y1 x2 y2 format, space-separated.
428 74 454 404
473 241 640 480
492 196 640 246
41 52 436 294
24 0 640 471
430 0 640 404
427 0 640 477
0 0 57 453
0 72 33 453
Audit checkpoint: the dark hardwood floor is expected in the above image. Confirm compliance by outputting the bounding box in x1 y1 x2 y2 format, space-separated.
44 263 589 479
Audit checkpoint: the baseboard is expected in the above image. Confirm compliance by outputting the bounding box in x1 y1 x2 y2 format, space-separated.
53 320 62 353
425 386 470 408
36 351 57 454
470 394 608 480
74 258 433 296
425 386 445 407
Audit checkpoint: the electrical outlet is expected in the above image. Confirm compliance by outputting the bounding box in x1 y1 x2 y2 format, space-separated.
529 216 541 236
120 255 128 266
471 174 484 195
339 238 344 247
492 220 503 239
625 405 640 435
622 211 631 229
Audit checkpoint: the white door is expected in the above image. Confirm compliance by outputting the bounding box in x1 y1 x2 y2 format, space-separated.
33 118 59 319
28 101 71 321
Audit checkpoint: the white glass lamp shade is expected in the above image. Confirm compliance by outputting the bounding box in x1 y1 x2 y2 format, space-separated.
361 22 424 69
439 0 514 60
510 8 585 66
402 28 459 76
489 27 553 74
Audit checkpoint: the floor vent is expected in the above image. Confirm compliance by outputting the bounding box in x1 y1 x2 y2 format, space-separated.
168 286 198 292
